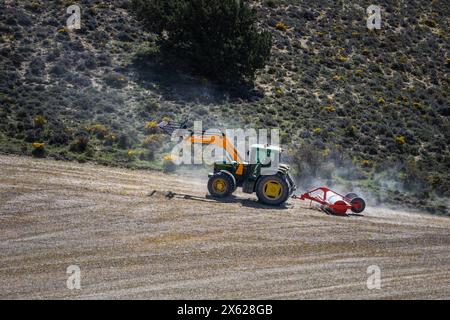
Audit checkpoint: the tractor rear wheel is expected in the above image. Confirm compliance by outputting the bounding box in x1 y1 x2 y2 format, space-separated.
208 172 234 198
256 174 290 206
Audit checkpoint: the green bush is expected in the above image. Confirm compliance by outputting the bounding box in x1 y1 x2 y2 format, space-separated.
103 72 128 89
130 0 272 84
69 136 90 153
31 142 46 158
163 155 176 173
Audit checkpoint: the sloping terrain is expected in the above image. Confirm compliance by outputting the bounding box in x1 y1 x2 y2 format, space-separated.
0 155 449 299
0 0 449 213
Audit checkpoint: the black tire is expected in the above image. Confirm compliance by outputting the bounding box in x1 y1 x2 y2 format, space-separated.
350 197 366 213
208 172 234 198
256 174 290 206
220 170 237 193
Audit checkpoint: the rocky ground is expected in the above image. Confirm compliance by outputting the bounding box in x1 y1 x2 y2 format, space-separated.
0 155 449 299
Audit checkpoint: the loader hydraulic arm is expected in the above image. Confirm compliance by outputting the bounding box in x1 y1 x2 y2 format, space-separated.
187 134 245 176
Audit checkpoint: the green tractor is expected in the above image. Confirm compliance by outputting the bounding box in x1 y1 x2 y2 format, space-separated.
158 120 296 206
208 144 296 206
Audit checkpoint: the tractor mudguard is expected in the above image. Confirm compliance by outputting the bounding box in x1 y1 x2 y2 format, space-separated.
277 164 290 175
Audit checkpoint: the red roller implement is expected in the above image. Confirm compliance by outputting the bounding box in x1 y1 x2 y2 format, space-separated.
295 187 366 216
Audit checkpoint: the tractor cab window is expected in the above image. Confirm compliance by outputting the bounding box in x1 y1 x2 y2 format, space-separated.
261 149 272 165
249 147 272 165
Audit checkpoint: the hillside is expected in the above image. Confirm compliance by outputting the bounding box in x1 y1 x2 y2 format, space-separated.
1 155 449 299
0 0 449 213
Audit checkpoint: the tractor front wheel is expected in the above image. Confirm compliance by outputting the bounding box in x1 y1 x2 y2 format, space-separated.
208 172 234 198
256 175 290 206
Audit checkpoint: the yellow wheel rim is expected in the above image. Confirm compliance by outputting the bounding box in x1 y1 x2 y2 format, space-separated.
213 178 227 194
263 180 283 200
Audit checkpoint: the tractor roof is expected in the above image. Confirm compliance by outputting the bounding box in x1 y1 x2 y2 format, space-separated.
250 144 282 152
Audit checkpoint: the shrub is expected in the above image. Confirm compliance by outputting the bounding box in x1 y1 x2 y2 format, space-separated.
138 100 160 117
361 159 372 168
25 129 42 142
50 65 67 77
26 1 43 12
275 87 285 97
130 0 272 84
33 115 47 127
142 134 162 148
103 134 117 146
345 125 357 137
140 149 155 161
103 72 127 88
163 155 176 173
144 121 159 134
395 135 406 145
337 55 348 62
265 0 279 8
31 142 46 157
127 149 140 160
86 124 109 139
117 133 130 149
49 129 70 146
69 135 90 153
275 22 288 31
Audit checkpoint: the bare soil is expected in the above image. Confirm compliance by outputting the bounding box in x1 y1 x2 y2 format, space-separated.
0 155 449 299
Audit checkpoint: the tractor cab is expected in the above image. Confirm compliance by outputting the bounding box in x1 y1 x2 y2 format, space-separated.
249 144 282 167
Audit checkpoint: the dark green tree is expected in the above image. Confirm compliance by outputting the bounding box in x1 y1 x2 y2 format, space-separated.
130 0 272 84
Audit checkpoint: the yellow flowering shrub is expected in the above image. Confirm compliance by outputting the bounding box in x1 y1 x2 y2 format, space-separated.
275 87 284 96
145 121 159 134
32 142 45 149
86 124 109 139
34 115 47 127
142 134 163 147
31 142 46 157
163 155 176 173
275 22 288 31
127 149 139 157
361 160 372 167
337 55 348 62
395 136 406 145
